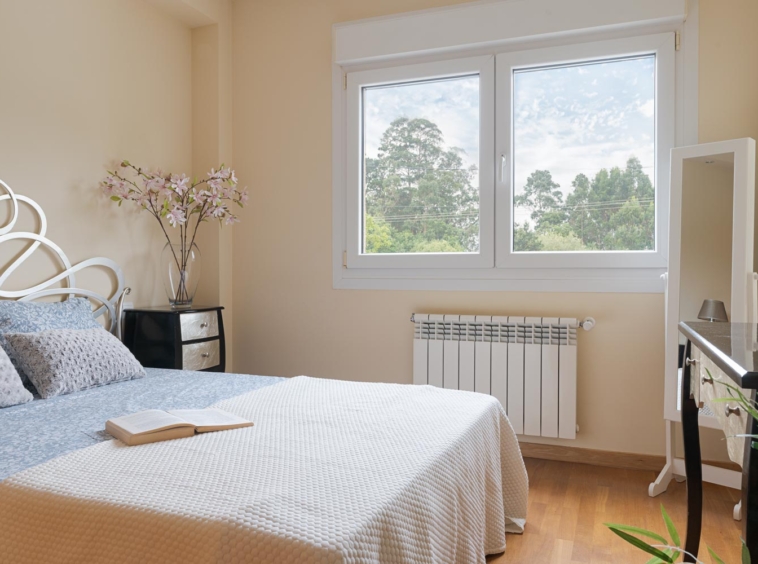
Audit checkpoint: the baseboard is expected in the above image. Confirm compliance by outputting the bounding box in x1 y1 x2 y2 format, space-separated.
518 442 741 473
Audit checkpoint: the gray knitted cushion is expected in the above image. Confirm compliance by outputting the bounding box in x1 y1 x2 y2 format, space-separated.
0 298 101 387
5 328 145 399
0 346 33 408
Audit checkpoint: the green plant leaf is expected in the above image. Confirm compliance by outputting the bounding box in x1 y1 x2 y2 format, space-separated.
708 546 727 564
660 505 680 547
604 524 668 544
712 376 758 419
110 196 121 202
646 549 675 564
743 539 751 564
607 528 673 562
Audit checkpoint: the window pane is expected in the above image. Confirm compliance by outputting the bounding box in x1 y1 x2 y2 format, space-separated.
512 56 655 253
362 76 480 254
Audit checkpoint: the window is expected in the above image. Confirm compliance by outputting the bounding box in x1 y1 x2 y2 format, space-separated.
496 35 673 270
337 32 679 289
512 56 656 254
346 57 494 269
362 75 481 255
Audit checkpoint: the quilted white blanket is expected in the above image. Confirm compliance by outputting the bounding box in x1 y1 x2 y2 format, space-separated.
0 376 527 564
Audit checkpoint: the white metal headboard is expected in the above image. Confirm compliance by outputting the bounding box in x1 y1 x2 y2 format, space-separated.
0 179 129 336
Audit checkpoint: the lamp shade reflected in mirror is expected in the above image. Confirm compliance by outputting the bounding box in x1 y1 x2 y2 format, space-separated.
697 299 729 322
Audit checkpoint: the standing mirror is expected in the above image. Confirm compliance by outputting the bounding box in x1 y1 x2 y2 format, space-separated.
650 138 755 522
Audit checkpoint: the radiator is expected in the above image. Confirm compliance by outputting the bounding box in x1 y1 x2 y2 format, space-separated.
412 314 586 440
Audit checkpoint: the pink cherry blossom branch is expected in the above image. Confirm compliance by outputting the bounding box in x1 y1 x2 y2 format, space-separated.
100 160 248 302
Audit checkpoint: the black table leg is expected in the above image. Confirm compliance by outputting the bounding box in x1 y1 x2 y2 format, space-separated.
682 340 702 563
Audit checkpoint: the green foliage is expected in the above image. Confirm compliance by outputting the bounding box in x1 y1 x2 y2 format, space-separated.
364 117 655 253
365 216 395 254
706 368 758 450
514 170 567 231
364 117 478 254
661 505 680 548
709 547 728 564
513 222 542 251
604 523 668 545
647 549 676 564
538 229 587 251
364 116 657 256
605 457 753 564
606 527 674 563
514 156 655 252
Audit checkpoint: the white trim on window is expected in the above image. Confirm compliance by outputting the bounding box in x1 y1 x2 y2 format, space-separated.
495 33 675 270
333 0 686 65
332 1 698 293
345 56 495 269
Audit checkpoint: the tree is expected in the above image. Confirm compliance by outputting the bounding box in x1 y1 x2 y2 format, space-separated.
513 222 542 251
606 196 655 250
365 117 479 253
365 116 656 256
514 170 567 231
538 230 587 251
364 215 395 253
565 157 654 250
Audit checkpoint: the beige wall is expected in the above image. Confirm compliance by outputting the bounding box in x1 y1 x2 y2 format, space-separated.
0 0 192 308
191 0 235 366
680 161 734 323
230 0 758 459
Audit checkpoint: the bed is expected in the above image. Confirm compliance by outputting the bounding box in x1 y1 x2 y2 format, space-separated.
0 183 528 563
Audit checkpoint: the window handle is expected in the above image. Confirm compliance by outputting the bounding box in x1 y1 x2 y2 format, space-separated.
500 154 507 183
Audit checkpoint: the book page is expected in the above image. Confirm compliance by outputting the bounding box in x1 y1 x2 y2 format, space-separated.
108 410 194 436
168 409 253 432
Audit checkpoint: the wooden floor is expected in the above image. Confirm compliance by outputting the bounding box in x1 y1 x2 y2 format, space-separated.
488 458 743 563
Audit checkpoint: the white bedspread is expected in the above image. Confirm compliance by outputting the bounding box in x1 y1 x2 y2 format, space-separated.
0 376 527 564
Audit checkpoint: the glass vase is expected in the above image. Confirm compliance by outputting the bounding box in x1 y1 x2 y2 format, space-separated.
161 242 201 309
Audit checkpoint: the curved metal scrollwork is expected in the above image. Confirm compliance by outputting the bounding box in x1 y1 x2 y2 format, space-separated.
0 179 126 335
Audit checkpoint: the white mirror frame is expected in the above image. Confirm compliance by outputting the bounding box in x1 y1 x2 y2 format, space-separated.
0 179 127 337
664 138 756 426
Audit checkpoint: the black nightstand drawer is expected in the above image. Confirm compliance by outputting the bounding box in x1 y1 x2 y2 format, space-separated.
123 306 225 372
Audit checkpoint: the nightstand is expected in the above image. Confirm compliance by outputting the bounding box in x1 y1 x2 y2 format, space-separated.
122 306 225 372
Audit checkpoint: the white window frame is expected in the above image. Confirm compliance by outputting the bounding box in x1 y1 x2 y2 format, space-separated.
496 33 675 270
346 56 495 269
332 0 697 293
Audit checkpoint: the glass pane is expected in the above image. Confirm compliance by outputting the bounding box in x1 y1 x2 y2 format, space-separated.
512 56 655 252
362 75 480 254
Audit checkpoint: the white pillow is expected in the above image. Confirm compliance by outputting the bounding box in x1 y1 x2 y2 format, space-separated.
0 346 33 407
5 328 145 399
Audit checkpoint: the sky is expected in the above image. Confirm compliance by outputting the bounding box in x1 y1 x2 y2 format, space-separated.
513 55 655 224
362 55 655 227
363 75 480 170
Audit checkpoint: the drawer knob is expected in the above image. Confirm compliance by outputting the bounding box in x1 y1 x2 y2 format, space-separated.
201 352 210 358
685 357 698 367
725 405 741 418
701 374 713 385
200 322 209 328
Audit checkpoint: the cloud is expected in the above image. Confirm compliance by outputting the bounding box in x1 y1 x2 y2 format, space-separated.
363 76 480 171
513 55 655 207
638 99 654 118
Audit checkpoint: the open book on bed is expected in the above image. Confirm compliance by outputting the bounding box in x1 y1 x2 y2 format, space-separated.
106 409 254 446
